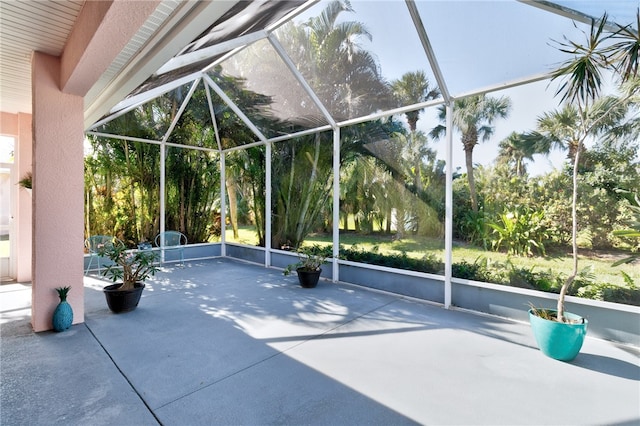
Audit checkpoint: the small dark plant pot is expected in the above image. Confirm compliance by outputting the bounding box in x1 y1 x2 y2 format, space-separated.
297 268 321 288
104 283 145 313
529 309 588 361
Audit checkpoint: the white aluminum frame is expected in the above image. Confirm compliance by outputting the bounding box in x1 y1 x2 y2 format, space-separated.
84 0 616 309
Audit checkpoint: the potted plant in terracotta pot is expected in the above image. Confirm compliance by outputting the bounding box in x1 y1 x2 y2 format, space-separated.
528 12 639 361
97 242 159 313
283 246 328 288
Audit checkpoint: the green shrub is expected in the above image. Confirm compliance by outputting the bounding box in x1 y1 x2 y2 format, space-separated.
323 244 636 305
456 210 490 248
338 245 443 274
487 207 550 256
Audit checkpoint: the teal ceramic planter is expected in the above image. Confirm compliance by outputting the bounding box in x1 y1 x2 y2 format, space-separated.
52 301 73 331
529 309 587 361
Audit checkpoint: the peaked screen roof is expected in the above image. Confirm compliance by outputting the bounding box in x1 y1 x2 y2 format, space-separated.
88 0 638 152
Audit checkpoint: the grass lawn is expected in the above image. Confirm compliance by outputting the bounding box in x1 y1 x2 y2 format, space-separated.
223 228 262 246
6 227 635 288
225 226 638 288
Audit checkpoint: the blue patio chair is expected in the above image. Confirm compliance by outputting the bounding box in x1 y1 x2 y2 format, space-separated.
154 231 188 266
84 235 123 275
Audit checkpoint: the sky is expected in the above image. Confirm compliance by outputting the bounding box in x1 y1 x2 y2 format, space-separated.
293 0 637 176
8 1 634 178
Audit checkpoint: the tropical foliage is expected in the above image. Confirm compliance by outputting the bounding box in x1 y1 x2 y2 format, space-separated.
84 3 639 306
431 94 512 212
97 243 159 290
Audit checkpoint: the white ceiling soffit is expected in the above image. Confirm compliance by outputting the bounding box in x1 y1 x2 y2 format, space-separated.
84 1 240 129
83 0 184 125
0 0 84 114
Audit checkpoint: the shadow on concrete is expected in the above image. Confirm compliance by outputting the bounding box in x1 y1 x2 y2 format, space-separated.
570 352 640 380
3 259 639 425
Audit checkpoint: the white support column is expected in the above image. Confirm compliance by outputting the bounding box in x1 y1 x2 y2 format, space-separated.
159 141 166 262
220 152 226 257
332 128 340 282
444 103 453 309
265 142 272 267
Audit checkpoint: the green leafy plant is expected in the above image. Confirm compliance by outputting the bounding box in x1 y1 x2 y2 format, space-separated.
538 11 640 322
324 242 637 305
487 207 550 256
97 243 159 290
18 172 32 189
457 210 489 248
283 246 328 275
55 286 70 301
576 268 639 306
620 271 637 288
528 304 558 321
612 194 640 266
339 244 443 273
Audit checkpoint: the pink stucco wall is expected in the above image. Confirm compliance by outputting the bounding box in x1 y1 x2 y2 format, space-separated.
31 52 85 332
61 0 160 95
0 112 19 134
23 0 160 332
0 0 173 330
0 112 33 282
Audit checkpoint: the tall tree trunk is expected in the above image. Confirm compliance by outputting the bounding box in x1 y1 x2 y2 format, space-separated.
412 131 423 193
462 132 479 212
295 134 321 244
341 206 349 231
179 175 186 232
557 140 582 322
123 142 139 239
283 145 296 245
226 174 239 239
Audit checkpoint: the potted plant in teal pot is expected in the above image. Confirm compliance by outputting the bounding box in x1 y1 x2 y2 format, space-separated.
97 243 159 313
283 247 328 288
528 12 639 361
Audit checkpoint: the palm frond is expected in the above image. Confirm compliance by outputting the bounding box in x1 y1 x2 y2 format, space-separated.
608 9 640 82
551 14 610 106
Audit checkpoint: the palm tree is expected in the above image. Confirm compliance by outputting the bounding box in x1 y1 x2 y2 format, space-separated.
545 11 639 323
391 71 440 194
497 132 538 177
525 97 630 166
295 0 393 120
431 94 511 212
266 0 394 248
391 71 440 132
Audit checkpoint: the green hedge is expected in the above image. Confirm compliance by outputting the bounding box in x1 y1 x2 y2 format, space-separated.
301 245 640 306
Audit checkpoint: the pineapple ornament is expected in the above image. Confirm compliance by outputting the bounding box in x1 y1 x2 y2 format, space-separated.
52 286 73 332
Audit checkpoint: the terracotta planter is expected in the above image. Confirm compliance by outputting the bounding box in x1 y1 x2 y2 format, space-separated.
103 283 145 313
296 268 321 288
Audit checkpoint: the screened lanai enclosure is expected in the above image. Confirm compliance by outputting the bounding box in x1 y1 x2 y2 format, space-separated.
84 0 640 308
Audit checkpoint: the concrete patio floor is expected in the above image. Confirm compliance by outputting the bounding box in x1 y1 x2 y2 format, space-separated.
1 258 639 425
